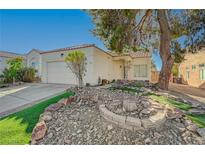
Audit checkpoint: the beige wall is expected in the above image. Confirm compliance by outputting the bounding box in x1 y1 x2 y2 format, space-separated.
92 47 124 83
40 47 95 84
93 48 151 82
128 57 151 81
179 49 205 88
27 46 152 85
27 50 42 77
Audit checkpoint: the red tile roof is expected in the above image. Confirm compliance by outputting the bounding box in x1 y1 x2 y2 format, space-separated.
39 44 95 54
29 44 150 58
0 51 25 58
108 51 151 58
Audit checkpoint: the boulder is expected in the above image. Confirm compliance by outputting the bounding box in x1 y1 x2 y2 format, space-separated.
64 96 77 105
166 108 185 119
187 109 205 115
45 101 64 112
186 124 197 132
31 121 47 142
197 128 205 138
141 101 150 108
91 94 98 103
123 99 138 112
41 112 52 122
141 109 151 115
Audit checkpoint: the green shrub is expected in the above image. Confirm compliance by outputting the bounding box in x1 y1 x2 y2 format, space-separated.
18 67 36 82
7 57 24 83
0 68 13 83
0 67 37 84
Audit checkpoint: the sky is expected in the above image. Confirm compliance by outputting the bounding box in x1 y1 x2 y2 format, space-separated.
0 9 161 70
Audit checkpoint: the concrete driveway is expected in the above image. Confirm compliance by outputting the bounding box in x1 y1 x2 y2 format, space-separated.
0 83 70 117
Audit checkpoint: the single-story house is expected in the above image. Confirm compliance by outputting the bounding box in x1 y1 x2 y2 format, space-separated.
0 44 152 85
26 44 152 85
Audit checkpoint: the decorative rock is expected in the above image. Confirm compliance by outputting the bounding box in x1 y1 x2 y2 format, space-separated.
186 124 197 132
64 96 77 105
91 94 98 103
34 86 205 145
45 101 64 112
197 128 205 138
154 132 162 138
188 109 205 115
123 99 138 112
126 116 142 128
145 138 151 144
141 109 151 115
166 109 184 119
64 136 71 144
31 121 47 141
141 119 155 129
107 125 113 131
47 133 53 139
141 101 150 108
77 129 82 134
55 127 61 132
41 112 52 122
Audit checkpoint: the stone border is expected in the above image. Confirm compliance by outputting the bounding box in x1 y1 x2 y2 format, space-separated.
99 104 166 131
30 95 77 144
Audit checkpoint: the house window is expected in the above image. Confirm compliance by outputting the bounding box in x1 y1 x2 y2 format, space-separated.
199 64 205 68
199 64 205 80
134 64 147 77
31 62 37 69
192 65 196 71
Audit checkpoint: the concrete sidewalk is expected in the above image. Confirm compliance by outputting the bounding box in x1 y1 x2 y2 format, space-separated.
0 83 70 117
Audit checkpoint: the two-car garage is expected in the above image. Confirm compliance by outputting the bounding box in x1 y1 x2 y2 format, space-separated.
47 61 77 85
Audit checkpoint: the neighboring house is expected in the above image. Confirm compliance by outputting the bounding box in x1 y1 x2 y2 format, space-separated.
26 44 152 85
0 51 25 74
151 61 159 83
179 45 205 89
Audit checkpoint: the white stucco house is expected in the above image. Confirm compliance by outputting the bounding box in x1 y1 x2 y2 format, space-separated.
26 44 152 85
1 44 152 85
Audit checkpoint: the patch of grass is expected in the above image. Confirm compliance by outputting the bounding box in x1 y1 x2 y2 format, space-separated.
0 91 74 145
187 114 205 128
150 94 205 128
149 94 192 111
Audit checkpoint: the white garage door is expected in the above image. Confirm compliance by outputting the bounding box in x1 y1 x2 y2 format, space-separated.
47 61 77 84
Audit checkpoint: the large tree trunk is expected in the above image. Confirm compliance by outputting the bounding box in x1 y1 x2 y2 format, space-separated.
157 10 174 90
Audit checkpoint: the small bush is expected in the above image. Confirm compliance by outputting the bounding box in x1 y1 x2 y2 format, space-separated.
0 67 37 84
0 68 13 83
18 67 36 82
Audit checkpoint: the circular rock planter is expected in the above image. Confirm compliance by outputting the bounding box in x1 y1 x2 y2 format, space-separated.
99 104 166 131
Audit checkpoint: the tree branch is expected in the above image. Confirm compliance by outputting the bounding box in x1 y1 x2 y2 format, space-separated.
133 9 152 32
